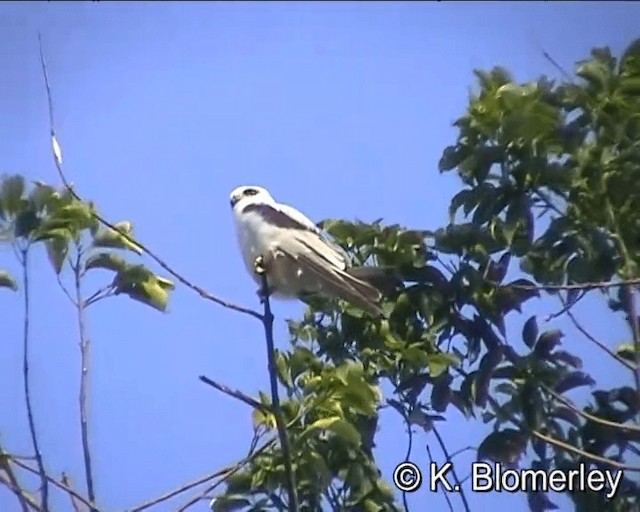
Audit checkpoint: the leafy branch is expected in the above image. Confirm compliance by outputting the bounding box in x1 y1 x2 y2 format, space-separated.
19 247 50 512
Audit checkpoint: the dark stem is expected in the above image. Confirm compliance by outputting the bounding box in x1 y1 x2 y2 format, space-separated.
432 426 471 512
0 443 31 512
426 444 453 512
623 286 640 407
20 248 49 511
73 252 97 509
259 272 299 512
199 375 270 413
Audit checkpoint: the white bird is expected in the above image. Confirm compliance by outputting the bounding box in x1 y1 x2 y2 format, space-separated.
230 185 394 318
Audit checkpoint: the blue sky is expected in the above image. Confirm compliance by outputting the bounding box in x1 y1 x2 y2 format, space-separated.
1 2 638 511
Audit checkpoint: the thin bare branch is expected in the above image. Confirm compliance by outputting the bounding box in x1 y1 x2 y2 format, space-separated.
622 286 640 414
545 290 586 322
13 459 99 511
531 429 640 471
0 444 33 512
20 248 49 511
539 46 573 81
564 303 636 371
493 276 640 292
37 34 262 322
426 444 453 512
432 426 471 512
543 384 640 433
62 473 88 512
175 465 243 512
130 438 275 512
256 261 298 512
56 273 77 306
484 396 640 472
73 249 97 510
199 375 270 413
0 471 39 512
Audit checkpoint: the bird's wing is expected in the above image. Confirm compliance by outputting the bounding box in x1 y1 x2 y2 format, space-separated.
241 201 349 270
287 248 384 317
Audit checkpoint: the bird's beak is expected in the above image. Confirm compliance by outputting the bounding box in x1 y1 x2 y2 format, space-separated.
230 194 239 207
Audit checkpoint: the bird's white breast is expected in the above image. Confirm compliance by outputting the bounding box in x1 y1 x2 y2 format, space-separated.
233 208 275 282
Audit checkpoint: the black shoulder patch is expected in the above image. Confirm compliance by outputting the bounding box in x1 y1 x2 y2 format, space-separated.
242 203 311 231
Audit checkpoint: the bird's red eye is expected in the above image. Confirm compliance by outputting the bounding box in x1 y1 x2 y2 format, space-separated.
243 188 259 196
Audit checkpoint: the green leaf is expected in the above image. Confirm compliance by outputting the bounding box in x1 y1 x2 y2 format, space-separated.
92 221 143 254
45 237 69 275
85 252 127 273
32 227 74 244
616 343 636 362
307 416 361 445
0 271 18 291
426 352 459 377
477 428 528 465
274 350 292 388
448 189 475 222
289 347 316 381
522 315 538 349
0 175 25 217
29 181 58 211
211 495 252 512
14 210 40 238
114 265 171 312
554 371 595 393
576 60 610 90
534 329 563 357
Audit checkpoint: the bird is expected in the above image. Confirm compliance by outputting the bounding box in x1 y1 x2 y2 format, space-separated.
229 185 396 318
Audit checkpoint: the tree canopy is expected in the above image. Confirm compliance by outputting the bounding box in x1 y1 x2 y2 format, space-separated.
2 38 640 512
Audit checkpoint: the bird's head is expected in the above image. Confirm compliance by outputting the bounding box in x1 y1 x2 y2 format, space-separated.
229 185 275 211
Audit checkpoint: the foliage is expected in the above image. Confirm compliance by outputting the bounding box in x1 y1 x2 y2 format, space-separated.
0 176 174 310
211 40 640 511
3 38 640 512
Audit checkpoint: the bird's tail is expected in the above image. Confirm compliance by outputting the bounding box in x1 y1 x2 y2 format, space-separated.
345 266 402 296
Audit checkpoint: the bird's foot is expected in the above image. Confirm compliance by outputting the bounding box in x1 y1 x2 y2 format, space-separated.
254 254 272 303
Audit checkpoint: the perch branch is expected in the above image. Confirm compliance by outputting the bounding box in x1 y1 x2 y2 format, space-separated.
20 248 49 511
432 426 471 512
13 458 98 511
74 249 97 510
199 375 271 413
254 255 299 512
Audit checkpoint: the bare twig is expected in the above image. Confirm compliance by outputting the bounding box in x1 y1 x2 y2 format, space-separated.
20 248 49 511
56 273 77 306
531 429 640 471
426 444 453 512
539 46 573 81
62 473 87 512
0 471 39 512
622 286 640 413
484 396 640 472
199 375 270 413
37 33 262 322
73 249 97 510
131 438 275 512
0 444 32 512
492 276 640 292
545 290 586 322
175 465 243 512
13 458 99 511
83 285 114 308
256 259 299 512
542 384 640 433
432 426 471 512
564 303 636 371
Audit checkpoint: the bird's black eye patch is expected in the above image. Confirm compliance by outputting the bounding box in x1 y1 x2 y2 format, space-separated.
243 188 259 197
